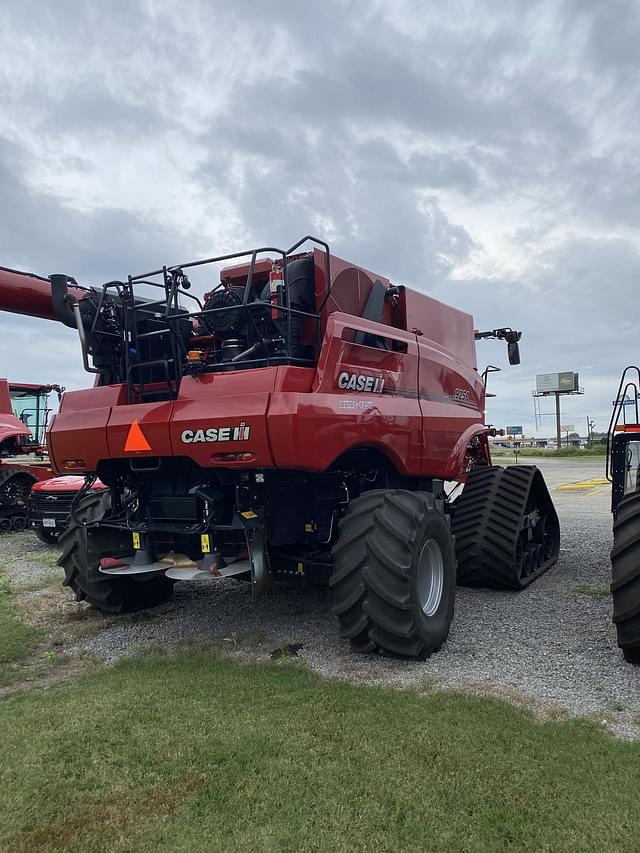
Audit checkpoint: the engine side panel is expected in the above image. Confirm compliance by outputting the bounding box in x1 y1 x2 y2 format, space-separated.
416 336 486 479
269 313 422 474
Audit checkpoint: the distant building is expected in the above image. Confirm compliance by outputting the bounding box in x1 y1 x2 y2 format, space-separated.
488 435 589 450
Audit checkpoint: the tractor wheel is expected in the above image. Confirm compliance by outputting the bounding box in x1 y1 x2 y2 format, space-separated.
58 491 174 613
36 527 60 545
331 490 456 659
452 465 560 589
611 492 640 664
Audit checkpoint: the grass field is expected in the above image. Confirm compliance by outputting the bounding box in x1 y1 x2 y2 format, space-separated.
0 572 42 686
2 648 640 851
492 447 607 459
3 563 640 852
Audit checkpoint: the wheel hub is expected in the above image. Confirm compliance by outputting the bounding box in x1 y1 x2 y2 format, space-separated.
417 538 444 617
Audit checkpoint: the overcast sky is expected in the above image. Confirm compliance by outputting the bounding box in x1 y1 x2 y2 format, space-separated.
1 0 638 436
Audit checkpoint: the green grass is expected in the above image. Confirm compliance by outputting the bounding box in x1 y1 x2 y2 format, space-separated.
573 583 611 600
493 447 607 459
2 652 640 852
0 572 41 684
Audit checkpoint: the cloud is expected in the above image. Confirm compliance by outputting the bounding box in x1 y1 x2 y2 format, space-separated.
0 0 638 435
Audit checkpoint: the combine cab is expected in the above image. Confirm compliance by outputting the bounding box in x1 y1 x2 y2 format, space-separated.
608 366 640 662
0 242 559 657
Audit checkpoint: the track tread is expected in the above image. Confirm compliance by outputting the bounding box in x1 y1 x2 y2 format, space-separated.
611 492 640 662
452 465 560 590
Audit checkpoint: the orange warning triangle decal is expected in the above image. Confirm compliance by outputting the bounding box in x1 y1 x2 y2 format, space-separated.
124 420 152 452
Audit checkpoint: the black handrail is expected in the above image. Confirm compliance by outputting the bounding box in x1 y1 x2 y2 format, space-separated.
606 366 640 480
116 237 332 403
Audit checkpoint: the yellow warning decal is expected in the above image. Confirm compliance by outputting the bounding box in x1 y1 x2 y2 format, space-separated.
304 522 315 533
201 534 211 554
132 531 141 550
240 511 258 519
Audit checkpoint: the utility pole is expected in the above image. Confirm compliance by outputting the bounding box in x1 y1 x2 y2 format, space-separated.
555 391 561 451
586 416 595 446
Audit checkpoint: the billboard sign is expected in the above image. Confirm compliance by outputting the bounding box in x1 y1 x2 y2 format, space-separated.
535 372 579 394
506 426 523 435
561 424 575 432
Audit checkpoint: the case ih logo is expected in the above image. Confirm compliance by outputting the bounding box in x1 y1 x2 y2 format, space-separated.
337 371 385 393
181 422 251 444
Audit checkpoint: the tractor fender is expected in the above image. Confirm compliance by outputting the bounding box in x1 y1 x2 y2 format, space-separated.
443 423 489 481
0 415 31 448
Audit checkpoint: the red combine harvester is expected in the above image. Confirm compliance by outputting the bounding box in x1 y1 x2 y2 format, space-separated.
0 240 559 658
0 363 62 530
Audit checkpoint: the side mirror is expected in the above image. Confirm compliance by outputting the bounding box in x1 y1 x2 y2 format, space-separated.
507 341 520 365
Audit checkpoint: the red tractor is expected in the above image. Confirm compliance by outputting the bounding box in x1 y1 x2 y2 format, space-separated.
0 363 62 530
0 240 559 657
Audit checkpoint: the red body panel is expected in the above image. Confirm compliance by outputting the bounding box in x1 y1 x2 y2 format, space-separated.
404 288 477 369
29 464 54 483
107 402 174 459
416 336 486 478
31 475 105 493
48 309 486 481
0 417 30 447
1 460 53 483
0 379 57 453
269 312 423 474
0 249 487 482
48 385 127 470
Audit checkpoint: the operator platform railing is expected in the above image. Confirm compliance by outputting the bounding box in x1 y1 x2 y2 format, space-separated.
606 365 640 481
95 236 332 404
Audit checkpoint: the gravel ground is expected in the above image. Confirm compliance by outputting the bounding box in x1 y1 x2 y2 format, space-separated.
5 457 640 738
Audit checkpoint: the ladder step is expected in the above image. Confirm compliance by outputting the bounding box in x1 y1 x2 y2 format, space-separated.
136 329 173 340
129 358 175 370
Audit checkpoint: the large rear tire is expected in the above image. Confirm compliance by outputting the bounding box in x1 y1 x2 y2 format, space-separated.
452 465 560 589
611 492 640 664
58 491 174 613
331 490 456 659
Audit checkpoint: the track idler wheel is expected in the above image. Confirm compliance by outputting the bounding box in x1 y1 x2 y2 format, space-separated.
452 465 560 590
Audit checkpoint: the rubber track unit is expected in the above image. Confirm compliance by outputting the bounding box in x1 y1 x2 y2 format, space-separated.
452 465 560 590
330 489 456 659
58 491 174 613
611 492 640 663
